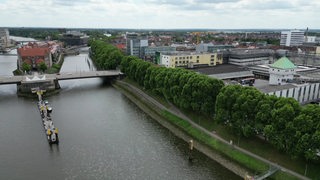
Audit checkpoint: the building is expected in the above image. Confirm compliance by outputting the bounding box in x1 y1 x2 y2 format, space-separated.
0 28 10 51
269 57 296 85
126 33 148 58
160 52 223 68
316 46 320 56
280 30 304 47
196 42 234 53
228 49 274 66
60 31 89 46
144 46 176 62
17 43 53 71
305 36 316 43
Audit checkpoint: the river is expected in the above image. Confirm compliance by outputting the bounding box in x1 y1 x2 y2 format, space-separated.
0 49 240 179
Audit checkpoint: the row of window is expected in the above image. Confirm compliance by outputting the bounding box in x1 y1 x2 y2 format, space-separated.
174 56 200 60
175 60 200 64
271 68 294 72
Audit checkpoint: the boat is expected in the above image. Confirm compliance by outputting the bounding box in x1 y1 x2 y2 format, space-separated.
38 99 59 144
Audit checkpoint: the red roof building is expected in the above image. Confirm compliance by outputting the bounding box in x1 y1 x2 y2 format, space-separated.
17 45 52 71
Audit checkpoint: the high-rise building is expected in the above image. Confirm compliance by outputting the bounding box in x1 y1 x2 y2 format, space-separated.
126 33 148 58
0 28 10 50
280 30 304 47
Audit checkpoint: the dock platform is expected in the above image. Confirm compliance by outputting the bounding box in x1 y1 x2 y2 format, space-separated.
34 89 59 144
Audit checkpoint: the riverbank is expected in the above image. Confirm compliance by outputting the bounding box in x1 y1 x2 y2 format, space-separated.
113 79 309 180
113 80 251 178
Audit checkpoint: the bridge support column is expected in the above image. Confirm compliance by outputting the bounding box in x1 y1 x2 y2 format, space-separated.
54 79 60 89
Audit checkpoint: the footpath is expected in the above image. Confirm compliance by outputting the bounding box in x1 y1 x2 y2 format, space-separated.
114 80 310 180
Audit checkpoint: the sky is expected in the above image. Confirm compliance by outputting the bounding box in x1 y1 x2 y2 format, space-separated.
0 0 319 29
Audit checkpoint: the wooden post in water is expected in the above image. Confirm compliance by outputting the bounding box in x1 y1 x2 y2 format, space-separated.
188 139 194 161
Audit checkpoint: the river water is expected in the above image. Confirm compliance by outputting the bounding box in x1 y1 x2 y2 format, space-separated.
0 49 240 179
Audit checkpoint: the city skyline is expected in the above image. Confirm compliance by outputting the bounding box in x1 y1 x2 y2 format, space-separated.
0 0 319 29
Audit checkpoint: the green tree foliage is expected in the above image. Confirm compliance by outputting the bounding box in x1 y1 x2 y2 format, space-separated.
216 83 320 161
216 85 265 137
21 62 31 73
9 28 61 40
37 62 47 72
121 54 224 116
90 40 123 70
293 105 320 160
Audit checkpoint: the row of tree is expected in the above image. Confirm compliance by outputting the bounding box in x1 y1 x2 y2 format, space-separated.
89 40 123 70
90 40 224 116
215 85 320 161
120 56 225 116
90 40 319 161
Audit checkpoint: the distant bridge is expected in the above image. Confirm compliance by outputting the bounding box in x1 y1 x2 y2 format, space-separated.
0 53 17 56
0 70 123 85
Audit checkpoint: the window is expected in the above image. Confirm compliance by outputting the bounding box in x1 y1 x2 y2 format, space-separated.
179 57 182 60
183 57 185 59
190 56 193 59
179 61 181 63
175 61 177 64
187 57 189 59
197 56 199 58
197 60 199 63
183 61 185 63
175 57 177 60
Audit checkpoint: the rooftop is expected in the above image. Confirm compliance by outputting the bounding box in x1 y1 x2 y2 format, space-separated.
270 56 296 69
193 64 249 75
18 47 50 57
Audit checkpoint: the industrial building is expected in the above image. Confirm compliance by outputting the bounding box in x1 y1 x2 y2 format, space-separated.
60 31 89 46
280 30 304 47
227 49 274 66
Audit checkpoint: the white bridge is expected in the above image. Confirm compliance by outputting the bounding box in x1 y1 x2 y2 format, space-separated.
0 70 123 85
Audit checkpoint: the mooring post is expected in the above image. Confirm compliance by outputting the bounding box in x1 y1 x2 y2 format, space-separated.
188 139 194 161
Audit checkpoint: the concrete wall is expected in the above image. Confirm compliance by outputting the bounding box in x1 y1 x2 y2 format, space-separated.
268 83 320 104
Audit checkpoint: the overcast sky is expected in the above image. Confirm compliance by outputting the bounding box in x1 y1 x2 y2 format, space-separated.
0 0 319 29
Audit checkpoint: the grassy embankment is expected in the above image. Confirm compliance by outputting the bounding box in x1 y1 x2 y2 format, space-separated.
121 78 319 179
181 110 319 179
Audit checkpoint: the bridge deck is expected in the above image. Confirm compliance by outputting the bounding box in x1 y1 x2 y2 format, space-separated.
0 70 122 85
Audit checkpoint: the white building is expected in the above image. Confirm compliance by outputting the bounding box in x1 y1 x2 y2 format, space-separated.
280 30 304 47
269 57 296 85
305 36 316 43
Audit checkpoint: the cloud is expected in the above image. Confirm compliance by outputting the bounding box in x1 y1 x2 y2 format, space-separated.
52 0 91 6
0 0 318 29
